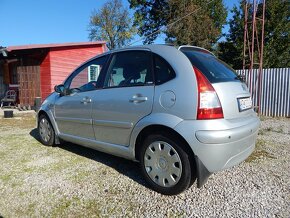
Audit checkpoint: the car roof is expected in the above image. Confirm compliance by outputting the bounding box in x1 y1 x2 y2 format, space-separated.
98 44 214 57
81 44 214 71
111 44 211 52
178 45 215 56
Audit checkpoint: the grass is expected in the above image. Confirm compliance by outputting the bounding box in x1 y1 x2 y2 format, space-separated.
0 115 129 216
0 114 36 129
245 139 276 163
0 174 12 183
51 197 80 217
0 114 288 217
274 127 284 134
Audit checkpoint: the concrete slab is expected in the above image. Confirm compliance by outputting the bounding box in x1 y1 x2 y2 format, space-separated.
0 108 36 117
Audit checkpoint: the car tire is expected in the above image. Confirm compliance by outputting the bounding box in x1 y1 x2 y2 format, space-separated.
139 133 192 195
38 114 55 146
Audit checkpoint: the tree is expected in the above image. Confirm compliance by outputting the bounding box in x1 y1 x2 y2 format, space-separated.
88 0 136 50
263 0 289 67
218 0 290 69
217 41 242 69
128 0 169 44
166 0 227 49
217 4 244 69
128 0 227 49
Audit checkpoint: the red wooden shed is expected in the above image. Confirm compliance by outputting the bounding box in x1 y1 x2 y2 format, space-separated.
0 41 106 107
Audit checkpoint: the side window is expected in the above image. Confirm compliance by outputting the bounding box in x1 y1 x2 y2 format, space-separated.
66 55 108 92
104 51 153 88
154 54 176 85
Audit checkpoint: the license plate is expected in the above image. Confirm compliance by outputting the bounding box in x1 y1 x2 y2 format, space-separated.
237 97 252 112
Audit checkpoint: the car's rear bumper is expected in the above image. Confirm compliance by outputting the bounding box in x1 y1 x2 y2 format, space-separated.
174 114 260 173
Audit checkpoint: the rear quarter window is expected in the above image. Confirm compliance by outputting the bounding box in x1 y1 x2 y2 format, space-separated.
180 47 238 83
154 54 176 85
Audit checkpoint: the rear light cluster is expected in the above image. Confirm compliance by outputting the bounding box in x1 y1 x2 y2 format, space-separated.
194 67 224 120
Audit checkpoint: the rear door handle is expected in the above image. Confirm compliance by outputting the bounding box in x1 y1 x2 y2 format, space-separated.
81 97 92 104
129 94 148 103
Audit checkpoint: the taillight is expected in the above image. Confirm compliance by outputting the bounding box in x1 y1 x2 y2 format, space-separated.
194 67 224 120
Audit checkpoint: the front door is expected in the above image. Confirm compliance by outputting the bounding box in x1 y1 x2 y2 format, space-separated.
54 91 95 139
91 50 155 146
54 55 109 140
17 66 41 106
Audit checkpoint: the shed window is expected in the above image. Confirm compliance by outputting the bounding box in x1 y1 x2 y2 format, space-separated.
88 65 100 82
66 55 108 92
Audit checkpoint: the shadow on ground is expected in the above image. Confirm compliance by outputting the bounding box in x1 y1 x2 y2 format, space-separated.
29 128 148 189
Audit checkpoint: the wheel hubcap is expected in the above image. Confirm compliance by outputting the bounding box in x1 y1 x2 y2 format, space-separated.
39 118 52 142
158 157 167 169
144 141 182 187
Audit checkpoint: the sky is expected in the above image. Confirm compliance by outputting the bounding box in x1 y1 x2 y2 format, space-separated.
0 0 239 47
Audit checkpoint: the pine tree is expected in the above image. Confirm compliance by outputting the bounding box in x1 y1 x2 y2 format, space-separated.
128 0 227 49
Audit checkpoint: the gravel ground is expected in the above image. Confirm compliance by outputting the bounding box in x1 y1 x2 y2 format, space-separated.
0 115 289 217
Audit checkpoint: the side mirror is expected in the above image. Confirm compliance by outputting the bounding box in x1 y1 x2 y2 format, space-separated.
54 84 65 94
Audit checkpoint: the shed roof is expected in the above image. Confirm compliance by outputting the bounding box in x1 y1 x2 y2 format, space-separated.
7 41 107 52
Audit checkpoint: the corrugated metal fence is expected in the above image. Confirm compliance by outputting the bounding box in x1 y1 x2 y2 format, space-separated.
237 68 290 117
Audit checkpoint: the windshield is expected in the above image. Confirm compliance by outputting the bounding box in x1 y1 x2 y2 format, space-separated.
180 47 238 83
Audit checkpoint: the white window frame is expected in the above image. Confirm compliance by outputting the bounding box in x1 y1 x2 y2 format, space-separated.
88 65 100 82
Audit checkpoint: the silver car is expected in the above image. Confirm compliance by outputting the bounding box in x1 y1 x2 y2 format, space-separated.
37 45 260 195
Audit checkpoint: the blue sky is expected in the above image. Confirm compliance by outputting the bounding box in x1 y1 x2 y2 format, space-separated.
0 0 238 47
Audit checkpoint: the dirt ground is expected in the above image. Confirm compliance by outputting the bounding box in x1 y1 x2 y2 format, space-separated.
0 114 289 217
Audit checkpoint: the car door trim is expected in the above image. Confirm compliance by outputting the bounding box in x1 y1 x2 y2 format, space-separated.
55 117 92 125
93 119 133 129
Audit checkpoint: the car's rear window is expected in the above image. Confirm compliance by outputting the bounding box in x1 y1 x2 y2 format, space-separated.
180 47 238 83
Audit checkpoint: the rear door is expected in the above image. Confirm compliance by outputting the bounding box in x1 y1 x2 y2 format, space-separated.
91 50 154 146
180 47 254 119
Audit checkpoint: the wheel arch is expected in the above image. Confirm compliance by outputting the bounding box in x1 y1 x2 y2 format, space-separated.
134 124 198 189
37 110 48 121
134 124 195 162
37 109 60 144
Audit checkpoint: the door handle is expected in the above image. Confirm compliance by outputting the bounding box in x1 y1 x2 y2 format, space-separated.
129 94 148 103
80 97 92 104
